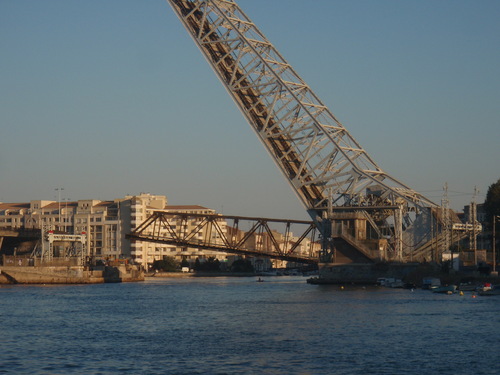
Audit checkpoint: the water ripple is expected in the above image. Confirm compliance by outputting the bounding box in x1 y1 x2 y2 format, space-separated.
1 278 499 374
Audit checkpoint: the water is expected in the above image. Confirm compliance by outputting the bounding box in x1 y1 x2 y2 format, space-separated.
1 277 499 375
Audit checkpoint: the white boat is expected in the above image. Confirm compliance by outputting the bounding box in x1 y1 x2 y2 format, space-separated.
478 284 500 296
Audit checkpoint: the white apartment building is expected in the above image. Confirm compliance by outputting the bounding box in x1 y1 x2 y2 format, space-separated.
127 194 228 267
0 198 124 261
0 193 229 268
1 193 318 270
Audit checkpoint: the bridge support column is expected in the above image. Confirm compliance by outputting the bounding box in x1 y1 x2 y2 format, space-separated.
319 218 335 263
394 205 403 261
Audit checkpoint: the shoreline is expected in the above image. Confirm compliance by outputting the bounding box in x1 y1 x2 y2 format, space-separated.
0 265 144 284
148 271 265 278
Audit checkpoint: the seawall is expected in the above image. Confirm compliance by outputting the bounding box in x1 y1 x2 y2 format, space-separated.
0 265 144 284
313 262 421 284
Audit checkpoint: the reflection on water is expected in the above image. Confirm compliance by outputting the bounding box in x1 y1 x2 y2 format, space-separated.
1 277 499 374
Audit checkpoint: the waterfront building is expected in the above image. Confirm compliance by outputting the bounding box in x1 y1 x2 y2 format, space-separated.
127 197 228 267
0 193 318 270
0 198 125 261
0 194 228 268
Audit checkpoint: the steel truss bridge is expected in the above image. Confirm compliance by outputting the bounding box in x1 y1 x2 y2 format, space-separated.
128 0 475 266
127 212 319 264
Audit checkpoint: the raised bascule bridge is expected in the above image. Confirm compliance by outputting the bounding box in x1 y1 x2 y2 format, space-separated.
129 0 474 280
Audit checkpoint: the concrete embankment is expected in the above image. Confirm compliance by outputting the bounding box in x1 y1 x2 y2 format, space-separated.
0 265 144 284
149 271 259 278
310 262 500 286
314 263 421 285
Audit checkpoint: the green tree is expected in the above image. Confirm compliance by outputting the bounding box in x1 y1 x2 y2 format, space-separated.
205 257 220 272
152 256 179 272
231 259 254 273
484 178 500 221
193 257 221 272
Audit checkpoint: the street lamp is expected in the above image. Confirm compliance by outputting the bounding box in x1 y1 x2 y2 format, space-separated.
55 187 64 231
62 198 71 233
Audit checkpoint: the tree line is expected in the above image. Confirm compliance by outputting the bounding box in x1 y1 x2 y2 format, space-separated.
151 256 254 273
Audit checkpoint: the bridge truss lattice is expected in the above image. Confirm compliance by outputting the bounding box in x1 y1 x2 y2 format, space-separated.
127 211 319 264
166 0 449 262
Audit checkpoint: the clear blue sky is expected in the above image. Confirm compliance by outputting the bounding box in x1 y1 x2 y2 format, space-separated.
1 0 499 220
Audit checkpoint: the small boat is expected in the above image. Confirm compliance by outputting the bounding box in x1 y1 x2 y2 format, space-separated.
431 284 457 294
422 277 441 290
478 284 500 296
458 282 479 292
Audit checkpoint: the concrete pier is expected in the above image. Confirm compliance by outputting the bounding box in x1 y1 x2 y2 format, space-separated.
0 265 144 284
310 262 421 284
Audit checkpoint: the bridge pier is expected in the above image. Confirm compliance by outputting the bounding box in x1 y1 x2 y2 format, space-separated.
314 262 420 285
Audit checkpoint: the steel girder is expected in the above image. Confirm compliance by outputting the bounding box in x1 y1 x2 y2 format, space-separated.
127 211 319 264
166 0 439 259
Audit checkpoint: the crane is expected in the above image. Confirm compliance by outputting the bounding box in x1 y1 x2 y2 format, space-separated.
165 0 459 266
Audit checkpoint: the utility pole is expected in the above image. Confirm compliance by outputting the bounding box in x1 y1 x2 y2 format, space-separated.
441 182 450 256
394 205 404 261
493 215 499 275
471 186 478 265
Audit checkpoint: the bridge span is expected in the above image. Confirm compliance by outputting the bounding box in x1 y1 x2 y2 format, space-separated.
126 212 320 264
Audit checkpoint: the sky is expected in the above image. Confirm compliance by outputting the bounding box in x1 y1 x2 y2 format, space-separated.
1 0 499 221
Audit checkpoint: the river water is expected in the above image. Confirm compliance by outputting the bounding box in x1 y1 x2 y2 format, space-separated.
0 276 498 375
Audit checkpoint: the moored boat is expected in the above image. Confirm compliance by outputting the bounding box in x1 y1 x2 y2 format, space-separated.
478 284 500 296
431 284 457 294
422 277 441 290
458 282 479 292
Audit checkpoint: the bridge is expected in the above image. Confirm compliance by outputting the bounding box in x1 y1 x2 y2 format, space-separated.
1 2 474 271
127 211 319 264
122 0 474 270
126 1 478 270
